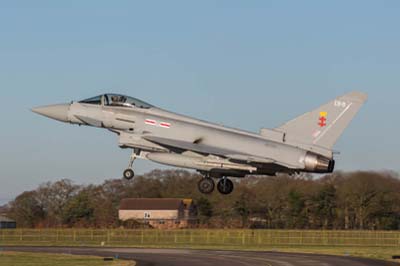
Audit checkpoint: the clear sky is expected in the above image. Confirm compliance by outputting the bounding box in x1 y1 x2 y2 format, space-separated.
0 1 399 204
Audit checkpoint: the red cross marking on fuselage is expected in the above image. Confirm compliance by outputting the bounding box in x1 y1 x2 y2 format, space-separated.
318 116 327 127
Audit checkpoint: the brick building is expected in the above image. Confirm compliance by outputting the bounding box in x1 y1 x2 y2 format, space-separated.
119 198 197 229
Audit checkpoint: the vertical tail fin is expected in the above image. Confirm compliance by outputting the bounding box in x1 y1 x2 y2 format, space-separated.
276 91 368 152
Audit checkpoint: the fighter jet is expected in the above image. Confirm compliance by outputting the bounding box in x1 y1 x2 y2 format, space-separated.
32 92 367 195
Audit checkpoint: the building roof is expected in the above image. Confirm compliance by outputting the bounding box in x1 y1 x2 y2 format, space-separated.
0 215 15 222
120 198 184 210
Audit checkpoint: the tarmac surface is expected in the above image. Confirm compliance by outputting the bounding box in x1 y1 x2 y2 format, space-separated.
3 246 399 266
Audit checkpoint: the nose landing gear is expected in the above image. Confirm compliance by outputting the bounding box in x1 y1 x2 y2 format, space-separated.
123 149 139 180
123 169 135 180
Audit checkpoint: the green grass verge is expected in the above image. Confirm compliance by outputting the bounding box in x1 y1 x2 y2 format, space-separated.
0 251 135 266
259 246 400 262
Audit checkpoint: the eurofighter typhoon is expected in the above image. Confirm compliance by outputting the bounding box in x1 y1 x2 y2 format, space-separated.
32 92 367 195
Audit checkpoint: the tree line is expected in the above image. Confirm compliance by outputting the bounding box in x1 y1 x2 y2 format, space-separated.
2 170 400 230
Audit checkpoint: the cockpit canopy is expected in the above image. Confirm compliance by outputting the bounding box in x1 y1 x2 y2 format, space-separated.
79 94 153 109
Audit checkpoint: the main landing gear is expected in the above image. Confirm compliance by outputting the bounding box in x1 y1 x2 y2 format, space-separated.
217 177 234 195
123 150 138 180
198 175 234 195
198 177 215 194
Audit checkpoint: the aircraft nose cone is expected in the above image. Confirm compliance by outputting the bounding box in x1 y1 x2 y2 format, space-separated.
31 104 70 122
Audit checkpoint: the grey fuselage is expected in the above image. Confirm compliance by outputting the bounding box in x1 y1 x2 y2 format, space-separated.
33 92 354 178
66 101 323 176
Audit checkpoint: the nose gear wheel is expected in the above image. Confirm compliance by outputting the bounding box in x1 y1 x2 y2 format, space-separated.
122 149 139 180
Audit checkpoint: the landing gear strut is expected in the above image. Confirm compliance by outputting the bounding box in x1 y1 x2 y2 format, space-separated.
217 177 234 195
198 176 215 194
123 149 139 180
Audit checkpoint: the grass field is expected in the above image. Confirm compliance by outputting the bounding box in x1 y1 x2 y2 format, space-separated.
0 251 135 266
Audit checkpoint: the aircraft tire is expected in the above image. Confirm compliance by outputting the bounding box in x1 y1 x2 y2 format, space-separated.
123 169 135 180
198 178 215 194
217 178 234 195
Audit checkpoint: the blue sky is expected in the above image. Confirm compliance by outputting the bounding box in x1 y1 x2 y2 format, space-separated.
0 1 399 204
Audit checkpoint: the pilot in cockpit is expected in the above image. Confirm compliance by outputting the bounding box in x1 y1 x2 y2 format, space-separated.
110 95 118 104
110 95 127 106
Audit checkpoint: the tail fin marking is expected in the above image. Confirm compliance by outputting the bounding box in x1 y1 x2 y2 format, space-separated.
275 91 367 152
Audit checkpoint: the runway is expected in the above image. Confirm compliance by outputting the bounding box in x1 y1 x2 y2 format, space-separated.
3 247 398 266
